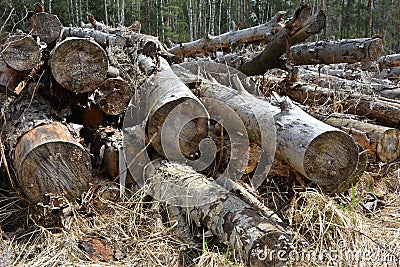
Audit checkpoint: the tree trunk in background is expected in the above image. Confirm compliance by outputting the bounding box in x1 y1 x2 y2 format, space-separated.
365 0 372 37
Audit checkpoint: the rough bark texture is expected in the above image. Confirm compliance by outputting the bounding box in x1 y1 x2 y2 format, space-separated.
290 37 383 65
136 57 209 158
378 53 400 69
50 37 108 93
61 27 127 48
6 94 92 205
2 34 42 71
237 5 326 75
26 12 63 45
272 98 364 193
167 11 286 59
262 75 400 128
147 161 292 267
314 113 400 162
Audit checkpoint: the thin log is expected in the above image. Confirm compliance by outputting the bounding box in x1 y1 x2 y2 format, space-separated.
26 12 63 45
314 113 400 163
137 57 209 158
97 77 131 115
262 75 400 128
290 37 383 65
2 34 42 71
50 37 108 93
146 160 293 267
238 5 326 75
167 11 286 59
271 97 364 193
374 66 400 81
378 53 400 69
6 94 92 205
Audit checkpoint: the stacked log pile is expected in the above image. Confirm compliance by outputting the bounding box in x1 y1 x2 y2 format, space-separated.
0 3 399 266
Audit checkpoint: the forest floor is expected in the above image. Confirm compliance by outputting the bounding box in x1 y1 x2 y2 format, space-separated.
0 77 399 267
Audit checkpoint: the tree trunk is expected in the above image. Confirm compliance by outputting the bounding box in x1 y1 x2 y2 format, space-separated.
146 160 292 267
290 37 383 65
2 34 42 72
314 113 400 163
50 37 108 93
26 12 63 45
6 93 92 206
271 97 364 193
237 6 326 75
167 11 286 59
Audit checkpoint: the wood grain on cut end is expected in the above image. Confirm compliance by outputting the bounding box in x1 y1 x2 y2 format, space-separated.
368 37 384 61
14 122 92 205
2 35 41 71
98 77 130 115
27 12 63 44
377 129 400 163
50 37 108 93
304 130 359 193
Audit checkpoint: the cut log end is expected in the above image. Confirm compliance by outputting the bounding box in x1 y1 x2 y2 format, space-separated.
368 37 384 61
27 12 63 44
98 77 131 115
303 130 359 193
14 123 92 205
377 129 400 163
50 37 108 93
2 35 41 71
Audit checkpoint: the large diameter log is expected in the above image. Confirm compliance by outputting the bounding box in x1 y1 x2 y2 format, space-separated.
167 11 286 59
14 122 92 205
97 77 131 115
290 37 383 65
138 57 209 158
146 161 292 267
272 98 364 193
314 114 400 163
26 12 63 45
2 35 41 71
50 37 108 93
237 5 325 75
378 53 400 69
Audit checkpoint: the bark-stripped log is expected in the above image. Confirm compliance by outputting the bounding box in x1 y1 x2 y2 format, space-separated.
271 97 364 193
136 57 209 158
262 75 400 128
238 5 326 75
378 53 400 69
167 11 286 59
6 94 92 205
26 12 63 45
146 161 292 267
97 77 131 115
2 34 41 71
314 113 400 163
50 37 108 93
290 37 383 65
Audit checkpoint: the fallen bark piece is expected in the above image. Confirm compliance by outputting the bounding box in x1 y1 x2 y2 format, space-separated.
167 11 286 59
238 5 326 75
146 161 292 267
7 93 92 205
290 37 383 65
314 113 400 163
272 97 364 193
26 12 63 45
50 37 108 93
2 34 41 71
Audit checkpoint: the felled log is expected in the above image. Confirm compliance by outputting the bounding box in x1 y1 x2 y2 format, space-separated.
238 5 326 75
167 10 286 59
136 57 209 158
6 93 92 205
262 75 400 128
50 37 108 93
26 12 63 45
378 53 400 69
0 58 25 93
314 113 400 163
2 34 42 71
272 97 364 193
374 66 400 81
290 37 383 65
146 160 292 267
97 77 131 115
61 27 126 48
